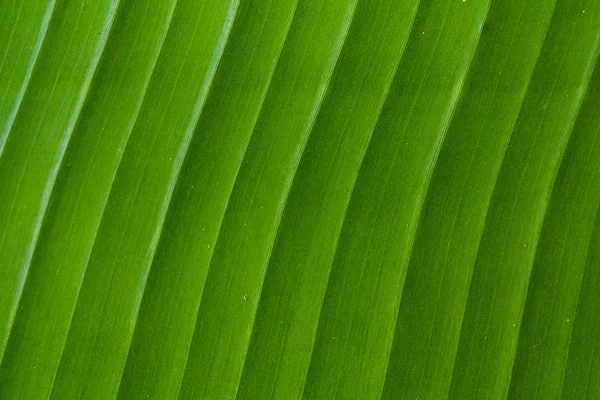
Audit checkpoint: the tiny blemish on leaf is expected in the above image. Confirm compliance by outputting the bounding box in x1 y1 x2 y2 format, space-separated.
243 294 249 301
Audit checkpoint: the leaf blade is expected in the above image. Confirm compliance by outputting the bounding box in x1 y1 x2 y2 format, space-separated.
0 0 180 397
382 1 557 398
450 2 600 397
0 0 119 360
47 1 240 397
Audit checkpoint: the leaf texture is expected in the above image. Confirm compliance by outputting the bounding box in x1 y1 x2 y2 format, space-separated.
0 0 119 361
48 1 239 398
304 0 490 397
118 0 302 397
449 2 600 397
0 0 599 398
0 0 179 397
0 0 56 153
383 0 557 398
509 42 600 400
242 0 420 398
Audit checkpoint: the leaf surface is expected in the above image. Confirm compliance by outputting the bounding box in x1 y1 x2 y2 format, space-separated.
383 0 557 398
48 1 240 397
304 0 490 397
0 0 179 397
450 2 600 398
0 0 119 360
0 1 599 399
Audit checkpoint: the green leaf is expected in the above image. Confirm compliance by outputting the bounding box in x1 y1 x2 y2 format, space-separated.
46 1 240 398
0 0 119 362
0 0 55 151
383 0 557 398
450 2 600 397
118 0 357 398
1 0 599 399
240 0 419 397
0 0 179 397
562 210 600 400
303 0 490 397
509 48 600 400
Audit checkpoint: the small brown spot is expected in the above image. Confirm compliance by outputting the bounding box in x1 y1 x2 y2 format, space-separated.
243 294 249 301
